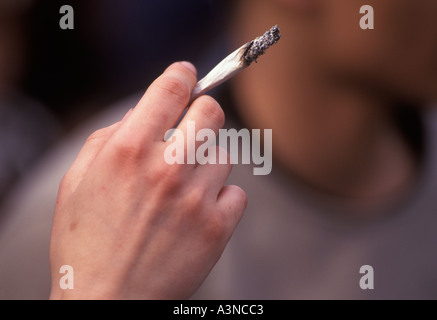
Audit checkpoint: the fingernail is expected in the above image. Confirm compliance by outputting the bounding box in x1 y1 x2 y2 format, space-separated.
180 61 197 74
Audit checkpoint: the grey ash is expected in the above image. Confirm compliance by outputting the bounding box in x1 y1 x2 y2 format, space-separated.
243 25 281 65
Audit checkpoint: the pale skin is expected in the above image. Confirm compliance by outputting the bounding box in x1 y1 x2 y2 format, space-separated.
50 0 437 298
49 62 247 299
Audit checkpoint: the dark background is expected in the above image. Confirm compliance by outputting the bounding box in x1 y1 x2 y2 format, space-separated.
23 0 224 128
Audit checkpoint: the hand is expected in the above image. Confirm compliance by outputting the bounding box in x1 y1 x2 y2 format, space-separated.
49 62 247 299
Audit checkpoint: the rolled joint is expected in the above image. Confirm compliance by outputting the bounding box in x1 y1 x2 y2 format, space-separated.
243 25 281 66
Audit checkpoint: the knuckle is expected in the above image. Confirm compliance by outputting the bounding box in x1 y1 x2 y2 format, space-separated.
225 186 248 222
85 122 121 145
233 185 247 202
85 128 108 144
110 137 145 165
204 214 229 242
236 187 248 210
56 171 76 204
229 185 248 212
58 173 71 195
168 187 208 221
182 188 205 209
154 75 190 105
148 163 184 192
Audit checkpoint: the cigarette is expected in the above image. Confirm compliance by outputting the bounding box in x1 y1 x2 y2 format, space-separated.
190 25 281 102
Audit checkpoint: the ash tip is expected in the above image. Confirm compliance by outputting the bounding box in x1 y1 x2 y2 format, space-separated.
244 25 281 65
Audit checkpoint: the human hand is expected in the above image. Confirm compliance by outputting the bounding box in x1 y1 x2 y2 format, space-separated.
49 62 247 299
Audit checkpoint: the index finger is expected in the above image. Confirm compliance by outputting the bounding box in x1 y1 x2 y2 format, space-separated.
123 62 198 142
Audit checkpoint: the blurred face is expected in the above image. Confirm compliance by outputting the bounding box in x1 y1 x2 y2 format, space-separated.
314 0 437 102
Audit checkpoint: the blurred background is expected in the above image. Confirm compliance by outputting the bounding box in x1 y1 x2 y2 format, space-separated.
2 0 437 300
